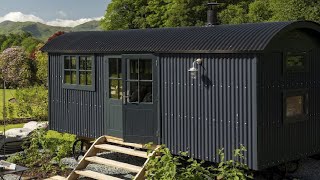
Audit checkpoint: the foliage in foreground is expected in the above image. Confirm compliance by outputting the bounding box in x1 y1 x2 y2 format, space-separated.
212 145 253 180
7 129 75 176
145 144 253 180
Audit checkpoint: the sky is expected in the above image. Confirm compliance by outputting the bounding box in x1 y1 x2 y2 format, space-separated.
0 0 111 27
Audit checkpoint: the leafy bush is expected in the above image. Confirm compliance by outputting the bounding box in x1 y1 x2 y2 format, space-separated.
145 145 213 180
145 144 252 180
178 152 213 180
7 129 75 174
145 145 180 179
8 86 48 120
211 145 253 180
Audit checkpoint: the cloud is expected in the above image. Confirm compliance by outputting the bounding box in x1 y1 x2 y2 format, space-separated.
0 12 44 23
47 17 102 27
0 12 102 27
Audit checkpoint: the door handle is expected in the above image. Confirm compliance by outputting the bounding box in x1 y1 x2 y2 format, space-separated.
122 95 129 104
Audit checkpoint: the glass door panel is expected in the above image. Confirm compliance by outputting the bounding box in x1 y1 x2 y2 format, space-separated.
126 59 153 104
122 54 158 144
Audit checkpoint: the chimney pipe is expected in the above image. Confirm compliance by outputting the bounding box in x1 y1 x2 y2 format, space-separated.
207 2 219 26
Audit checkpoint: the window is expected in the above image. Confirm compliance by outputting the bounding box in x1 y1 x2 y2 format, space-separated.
284 90 308 124
285 52 306 72
64 56 77 84
127 59 152 103
79 56 93 85
109 58 122 99
63 55 95 90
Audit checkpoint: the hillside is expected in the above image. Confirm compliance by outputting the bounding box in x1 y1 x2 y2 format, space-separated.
0 20 101 41
72 20 101 31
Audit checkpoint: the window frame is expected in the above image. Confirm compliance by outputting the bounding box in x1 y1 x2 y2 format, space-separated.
108 57 122 100
283 50 308 73
283 89 309 124
62 55 95 91
123 54 155 104
63 56 77 85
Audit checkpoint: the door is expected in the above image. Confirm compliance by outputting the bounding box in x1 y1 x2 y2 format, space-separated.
106 56 123 138
122 55 158 144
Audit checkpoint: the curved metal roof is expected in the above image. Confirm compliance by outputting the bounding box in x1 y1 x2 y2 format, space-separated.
41 21 320 53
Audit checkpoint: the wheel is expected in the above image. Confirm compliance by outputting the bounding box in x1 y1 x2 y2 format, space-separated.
285 160 299 173
277 160 300 174
72 139 84 161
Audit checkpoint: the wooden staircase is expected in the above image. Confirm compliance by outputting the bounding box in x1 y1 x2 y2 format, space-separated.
45 136 158 180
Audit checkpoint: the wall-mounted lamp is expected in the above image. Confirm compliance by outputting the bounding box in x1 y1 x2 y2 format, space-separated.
188 58 203 79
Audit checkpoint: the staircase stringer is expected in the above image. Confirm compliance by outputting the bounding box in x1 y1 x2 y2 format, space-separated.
67 136 106 180
134 146 159 180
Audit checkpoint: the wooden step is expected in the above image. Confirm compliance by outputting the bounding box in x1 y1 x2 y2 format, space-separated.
75 170 123 180
44 176 66 180
106 137 144 149
85 156 142 173
94 144 148 158
105 136 157 150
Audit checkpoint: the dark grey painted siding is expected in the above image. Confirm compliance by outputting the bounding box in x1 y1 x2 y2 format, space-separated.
159 54 258 169
49 54 106 138
257 49 320 169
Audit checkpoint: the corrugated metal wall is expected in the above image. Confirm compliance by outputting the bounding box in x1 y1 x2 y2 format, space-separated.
49 54 106 138
159 53 258 169
257 49 320 169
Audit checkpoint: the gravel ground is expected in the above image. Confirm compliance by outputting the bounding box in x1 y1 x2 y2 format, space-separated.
59 154 320 180
287 158 320 180
60 151 146 180
3 154 320 179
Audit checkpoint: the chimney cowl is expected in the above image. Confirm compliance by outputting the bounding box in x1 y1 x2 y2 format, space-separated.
207 2 220 27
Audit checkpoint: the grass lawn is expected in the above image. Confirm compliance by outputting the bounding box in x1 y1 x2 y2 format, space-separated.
0 123 24 132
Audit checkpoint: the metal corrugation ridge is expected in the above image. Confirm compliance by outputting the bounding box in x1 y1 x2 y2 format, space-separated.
42 21 320 53
257 49 320 169
49 54 106 138
160 53 258 169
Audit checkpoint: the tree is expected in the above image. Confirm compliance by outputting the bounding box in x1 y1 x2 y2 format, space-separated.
100 0 150 30
146 0 169 28
21 37 41 56
0 35 7 48
219 0 320 24
219 2 249 24
34 43 48 86
163 0 207 27
0 47 33 87
0 33 41 58
47 31 65 42
269 0 320 22
100 0 265 30
247 0 272 23
100 0 212 30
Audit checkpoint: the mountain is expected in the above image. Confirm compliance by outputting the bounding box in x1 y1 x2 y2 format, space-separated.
0 20 101 41
72 21 101 31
